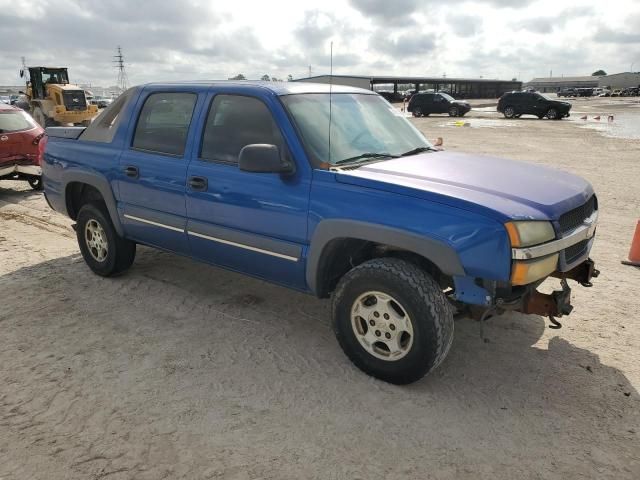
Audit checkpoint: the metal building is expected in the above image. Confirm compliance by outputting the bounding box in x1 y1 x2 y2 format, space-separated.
599 72 640 89
524 76 601 93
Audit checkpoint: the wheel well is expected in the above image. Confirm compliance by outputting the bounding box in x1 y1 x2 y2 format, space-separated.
65 182 105 220
315 238 451 298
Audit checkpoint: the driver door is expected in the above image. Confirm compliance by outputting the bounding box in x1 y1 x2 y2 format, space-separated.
185 91 310 288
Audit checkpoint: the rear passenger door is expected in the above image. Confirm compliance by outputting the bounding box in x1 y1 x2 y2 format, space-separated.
118 89 200 254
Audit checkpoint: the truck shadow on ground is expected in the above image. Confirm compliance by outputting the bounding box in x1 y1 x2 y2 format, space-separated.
2 247 638 477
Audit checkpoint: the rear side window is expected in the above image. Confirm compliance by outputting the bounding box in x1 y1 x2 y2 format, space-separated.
0 110 36 133
132 92 197 156
200 95 283 164
81 88 135 143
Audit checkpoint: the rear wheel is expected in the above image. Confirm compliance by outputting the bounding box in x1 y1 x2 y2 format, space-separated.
503 106 516 118
27 177 43 191
412 107 423 117
76 202 136 277
332 258 454 385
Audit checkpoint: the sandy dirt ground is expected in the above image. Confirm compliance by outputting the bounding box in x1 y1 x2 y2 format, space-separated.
1 100 639 479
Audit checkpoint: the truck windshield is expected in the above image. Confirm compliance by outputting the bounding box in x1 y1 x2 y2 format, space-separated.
281 93 432 166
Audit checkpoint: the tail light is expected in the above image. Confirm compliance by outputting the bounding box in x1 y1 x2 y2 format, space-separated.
36 134 48 165
33 132 45 145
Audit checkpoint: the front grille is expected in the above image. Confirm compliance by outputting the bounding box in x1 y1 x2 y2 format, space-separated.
559 195 597 234
62 90 87 111
564 239 589 263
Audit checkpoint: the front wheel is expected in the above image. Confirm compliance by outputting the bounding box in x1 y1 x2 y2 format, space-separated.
503 106 516 118
448 106 459 117
332 258 454 385
76 202 136 277
546 108 559 120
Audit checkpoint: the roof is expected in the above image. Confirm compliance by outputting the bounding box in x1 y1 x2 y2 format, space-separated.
296 74 519 84
141 80 376 95
0 103 20 112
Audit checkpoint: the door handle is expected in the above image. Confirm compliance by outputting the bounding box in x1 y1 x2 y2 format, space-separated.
188 176 208 191
124 166 139 178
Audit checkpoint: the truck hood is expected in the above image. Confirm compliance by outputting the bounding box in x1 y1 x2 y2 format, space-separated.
334 151 593 221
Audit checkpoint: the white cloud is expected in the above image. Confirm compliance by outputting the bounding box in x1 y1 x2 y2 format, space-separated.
0 0 638 86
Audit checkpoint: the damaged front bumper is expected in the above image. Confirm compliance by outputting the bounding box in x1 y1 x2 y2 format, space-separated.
455 258 600 329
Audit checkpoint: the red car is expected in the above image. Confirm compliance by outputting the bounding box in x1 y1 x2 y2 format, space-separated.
0 103 45 190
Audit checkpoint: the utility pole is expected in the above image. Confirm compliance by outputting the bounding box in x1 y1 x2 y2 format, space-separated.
113 46 129 93
308 65 312 78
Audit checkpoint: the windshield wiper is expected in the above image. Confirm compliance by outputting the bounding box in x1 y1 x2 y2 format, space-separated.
333 152 399 165
400 146 438 157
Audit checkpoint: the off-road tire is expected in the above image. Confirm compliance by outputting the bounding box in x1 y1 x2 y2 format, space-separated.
503 106 516 118
332 258 454 385
32 107 57 127
76 202 136 277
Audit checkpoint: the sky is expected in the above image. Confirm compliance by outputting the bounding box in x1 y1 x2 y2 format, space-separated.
0 0 638 87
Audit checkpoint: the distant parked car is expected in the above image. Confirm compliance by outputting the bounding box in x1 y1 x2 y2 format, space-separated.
557 88 578 98
576 88 593 97
0 96 10 104
0 103 45 190
498 91 571 120
9 94 20 105
611 89 623 97
408 92 471 117
91 96 113 108
621 87 639 97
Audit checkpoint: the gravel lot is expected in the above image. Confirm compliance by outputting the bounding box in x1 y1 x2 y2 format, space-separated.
1 98 639 479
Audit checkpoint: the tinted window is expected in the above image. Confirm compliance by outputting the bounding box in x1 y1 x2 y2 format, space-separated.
0 110 36 133
81 88 135 143
132 92 197 156
200 95 283 164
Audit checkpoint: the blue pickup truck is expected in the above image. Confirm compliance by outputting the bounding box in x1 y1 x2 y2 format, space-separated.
41 81 599 384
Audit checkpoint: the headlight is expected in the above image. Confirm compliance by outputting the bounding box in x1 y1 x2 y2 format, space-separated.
505 221 555 247
511 253 559 285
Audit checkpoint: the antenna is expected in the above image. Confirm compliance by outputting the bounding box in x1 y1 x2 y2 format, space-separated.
113 46 129 92
328 41 333 165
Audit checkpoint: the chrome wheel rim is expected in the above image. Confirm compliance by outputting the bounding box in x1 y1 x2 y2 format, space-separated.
505 107 514 117
350 291 414 361
85 219 108 262
547 109 557 119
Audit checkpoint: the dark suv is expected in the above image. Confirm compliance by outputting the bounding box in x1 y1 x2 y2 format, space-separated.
498 91 571 120
408 92 471 117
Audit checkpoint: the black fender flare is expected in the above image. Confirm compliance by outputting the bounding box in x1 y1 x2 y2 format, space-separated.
306 219 466 296
62 170 124 236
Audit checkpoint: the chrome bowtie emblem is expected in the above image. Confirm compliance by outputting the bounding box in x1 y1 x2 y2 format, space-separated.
72 98 79 103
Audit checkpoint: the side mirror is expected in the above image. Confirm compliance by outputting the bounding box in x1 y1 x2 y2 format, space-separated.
239 144 294 174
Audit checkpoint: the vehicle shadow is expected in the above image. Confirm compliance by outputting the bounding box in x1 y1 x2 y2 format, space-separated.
2 247 638 478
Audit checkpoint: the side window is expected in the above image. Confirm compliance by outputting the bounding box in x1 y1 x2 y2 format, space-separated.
80 88 135 143
132 92 197 156
200 95 283 164
434 94 443 102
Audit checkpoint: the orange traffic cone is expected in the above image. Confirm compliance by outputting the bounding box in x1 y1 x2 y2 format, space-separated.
622 220 640 267
580 115 587 120
594 115 601 121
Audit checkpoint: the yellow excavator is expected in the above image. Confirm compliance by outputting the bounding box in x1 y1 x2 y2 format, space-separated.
20 66 98 127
